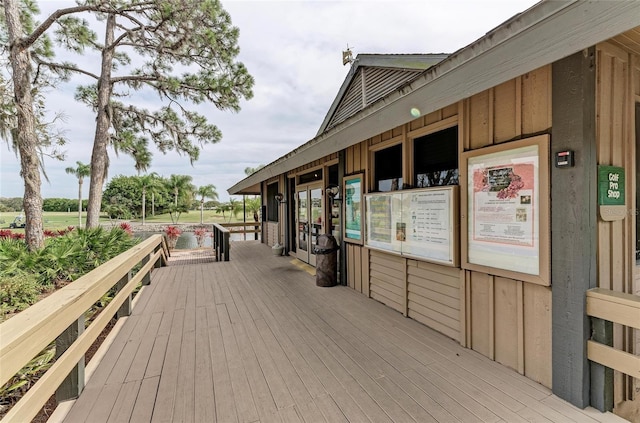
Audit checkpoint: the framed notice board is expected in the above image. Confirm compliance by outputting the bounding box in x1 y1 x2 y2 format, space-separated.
461 135 550 286
364 186 459 266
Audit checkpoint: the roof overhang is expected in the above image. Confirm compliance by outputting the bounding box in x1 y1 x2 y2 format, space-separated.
228 0 640 196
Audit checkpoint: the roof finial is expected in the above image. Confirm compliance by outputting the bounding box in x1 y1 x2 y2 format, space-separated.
342 45 353 66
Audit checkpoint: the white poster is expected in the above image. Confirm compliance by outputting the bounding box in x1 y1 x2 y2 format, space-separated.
365 187 457 265
403 190 452 262
467 145 539 275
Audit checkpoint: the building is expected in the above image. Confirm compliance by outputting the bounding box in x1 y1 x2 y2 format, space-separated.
228 1 640 417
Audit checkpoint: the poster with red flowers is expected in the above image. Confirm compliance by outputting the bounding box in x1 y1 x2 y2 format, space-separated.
467 144 539 275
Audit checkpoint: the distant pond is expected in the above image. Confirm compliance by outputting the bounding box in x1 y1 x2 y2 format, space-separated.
135 231 260 250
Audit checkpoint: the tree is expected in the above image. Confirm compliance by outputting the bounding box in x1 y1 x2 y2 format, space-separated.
1 0 68 250
196 184 218 224
214 203 227 220
165 174 194 223
65 161 91 226
136 173 163 225
245 197 261 222
244 165 265 176
227 197 241 222
63 1 253 227
3 1 254 234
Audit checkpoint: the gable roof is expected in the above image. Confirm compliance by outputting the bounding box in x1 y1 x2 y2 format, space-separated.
317 54 448 135
229 0 640 196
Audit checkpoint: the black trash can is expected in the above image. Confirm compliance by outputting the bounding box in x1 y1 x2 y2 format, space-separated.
314 234 339 287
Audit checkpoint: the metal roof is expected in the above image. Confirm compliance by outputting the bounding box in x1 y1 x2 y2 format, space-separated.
316 54 449 135
229 0 640 195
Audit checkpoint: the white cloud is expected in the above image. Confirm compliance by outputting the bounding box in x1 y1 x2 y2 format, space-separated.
0 0 538 202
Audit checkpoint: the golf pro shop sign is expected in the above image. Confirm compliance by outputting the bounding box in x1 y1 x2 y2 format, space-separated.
598 165 625 221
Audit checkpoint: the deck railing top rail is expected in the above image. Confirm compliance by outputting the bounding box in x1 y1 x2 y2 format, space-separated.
0 234 168 422
586 287 640 330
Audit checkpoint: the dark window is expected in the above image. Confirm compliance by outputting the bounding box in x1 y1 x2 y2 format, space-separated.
267 182 278 222
414 126 458 188
299 169 323 185
374 143 403 191
328 164 339 186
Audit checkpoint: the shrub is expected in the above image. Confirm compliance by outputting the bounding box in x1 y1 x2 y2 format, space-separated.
0 274 40 319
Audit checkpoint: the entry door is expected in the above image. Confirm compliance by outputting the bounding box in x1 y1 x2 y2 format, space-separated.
296 184 323 265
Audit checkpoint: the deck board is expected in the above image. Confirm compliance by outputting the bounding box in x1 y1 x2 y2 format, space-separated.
63 242 628 423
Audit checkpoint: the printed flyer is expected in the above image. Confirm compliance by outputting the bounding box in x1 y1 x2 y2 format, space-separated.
467 144 540 275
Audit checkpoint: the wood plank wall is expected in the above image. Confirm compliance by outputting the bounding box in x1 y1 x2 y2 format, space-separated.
346 105 462 344
462 65 552 388
595 41 637 405
345 137 368 294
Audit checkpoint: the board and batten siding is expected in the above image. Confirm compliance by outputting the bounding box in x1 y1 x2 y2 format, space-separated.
346 108 463 343
595 40 638 405
345 139 369 294
462 65 552 388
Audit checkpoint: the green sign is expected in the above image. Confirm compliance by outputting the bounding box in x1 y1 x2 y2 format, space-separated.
598 166 625 206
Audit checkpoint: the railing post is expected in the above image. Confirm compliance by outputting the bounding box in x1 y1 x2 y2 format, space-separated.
590 317 614 412
141 253 151 285
55 316 85 402
116 271 132 318
153 245 162 269
224 231 230 261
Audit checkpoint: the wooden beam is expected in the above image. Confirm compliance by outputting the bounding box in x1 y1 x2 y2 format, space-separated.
586 290 640 329
588 340 640 380
551 47 597 409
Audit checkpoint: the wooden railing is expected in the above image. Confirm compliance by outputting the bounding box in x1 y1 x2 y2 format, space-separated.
586 287 640 411
212 223 231 261
0 235 169 422
219 221 261 239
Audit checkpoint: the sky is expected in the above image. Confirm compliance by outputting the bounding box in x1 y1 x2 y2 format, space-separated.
0 0 539 203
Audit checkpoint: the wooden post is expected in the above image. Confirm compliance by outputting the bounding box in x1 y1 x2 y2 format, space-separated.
223 231 230 261
590 318 614 411
55 317 85 402
551 47 597 409
116 271 132 319
154 245 162 269
141 254 151 285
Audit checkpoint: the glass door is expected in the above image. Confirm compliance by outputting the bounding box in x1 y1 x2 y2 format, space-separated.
296 184 323 265
296 189 308 262
309 187 323 266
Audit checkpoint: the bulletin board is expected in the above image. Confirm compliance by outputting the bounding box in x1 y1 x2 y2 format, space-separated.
460 135 550 285
364 186 459 266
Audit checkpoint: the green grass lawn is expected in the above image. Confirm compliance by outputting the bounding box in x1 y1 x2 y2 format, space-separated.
141 210 251 224
0 210 255 231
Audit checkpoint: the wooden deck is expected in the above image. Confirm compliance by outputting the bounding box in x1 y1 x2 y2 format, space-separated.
60 241 625 423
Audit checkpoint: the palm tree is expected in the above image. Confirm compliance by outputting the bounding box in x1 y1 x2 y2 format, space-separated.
227 197 241 222
65 161 91 226
196 184 218 224
136 173 163 225
166 174 194 208
165 174 195 223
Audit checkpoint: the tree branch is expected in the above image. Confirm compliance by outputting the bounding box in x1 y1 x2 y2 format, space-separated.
21 3 111 48
34 58 100 80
